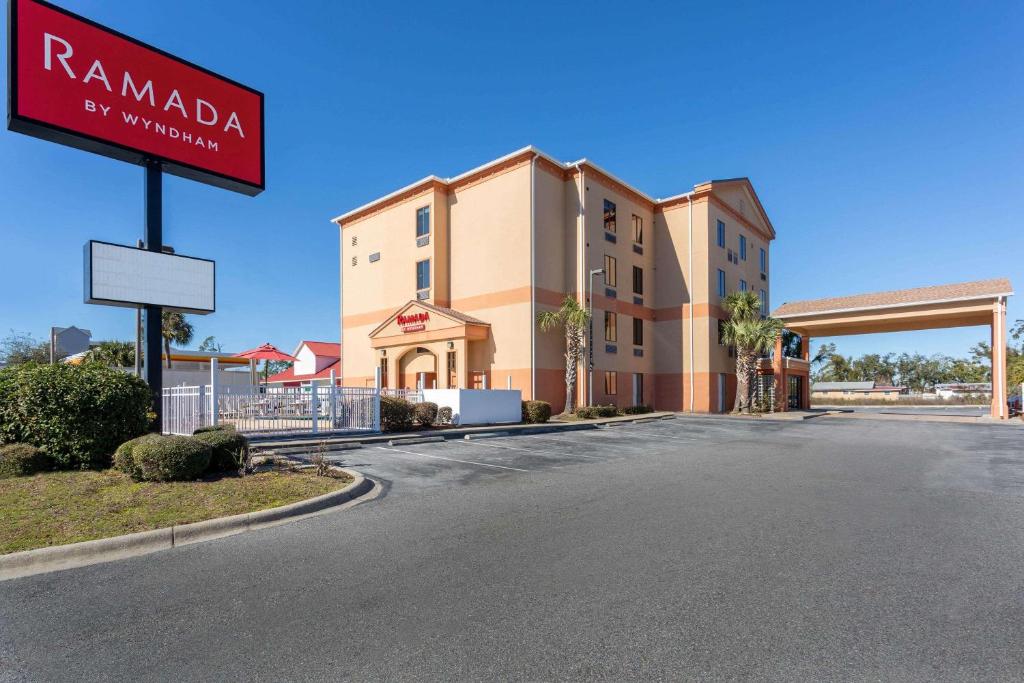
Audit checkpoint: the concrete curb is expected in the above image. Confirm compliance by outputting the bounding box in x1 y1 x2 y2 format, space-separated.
463 432 510 440
0 468 374 582
251 412 675 450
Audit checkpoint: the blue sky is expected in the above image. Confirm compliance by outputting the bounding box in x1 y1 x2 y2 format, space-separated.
1 0 1021 360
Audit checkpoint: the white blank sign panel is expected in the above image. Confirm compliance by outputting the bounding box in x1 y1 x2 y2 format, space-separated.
85 241 215 314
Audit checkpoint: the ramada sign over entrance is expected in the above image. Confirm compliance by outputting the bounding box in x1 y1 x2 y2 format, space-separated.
8 0 264 195
398 311 429 333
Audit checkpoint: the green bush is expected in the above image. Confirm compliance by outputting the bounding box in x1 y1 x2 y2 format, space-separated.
193 424 236 435
521 400 552 423
0 443 52 479
192 428 249 472
126 435 212 482
413 402 438 427
622 405 653 415
0 363 151 470
437 406 453 425
575 404 619 419
381 395 415 432
113 433 162 479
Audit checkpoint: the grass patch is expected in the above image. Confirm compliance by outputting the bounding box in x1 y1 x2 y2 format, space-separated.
0 468 352 554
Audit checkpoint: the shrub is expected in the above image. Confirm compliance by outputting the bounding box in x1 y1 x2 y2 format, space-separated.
622 405 653 415
0 362 151 470
574 404 619 419
0 443 52 478
521 400 552 424
128 435 212 482
380 395 415 432
437 406 453 425
192 428 249 472
413 402 438 427
193 424 236 435
113 433 162 479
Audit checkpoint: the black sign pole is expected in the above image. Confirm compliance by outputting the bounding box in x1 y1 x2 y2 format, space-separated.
143 159 163 431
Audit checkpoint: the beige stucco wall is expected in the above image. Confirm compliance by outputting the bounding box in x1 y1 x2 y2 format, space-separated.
335 151 775 413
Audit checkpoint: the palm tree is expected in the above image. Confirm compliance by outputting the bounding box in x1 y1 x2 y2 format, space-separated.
721 291 783 413
83 340 136 367
537 295 590 414
160 311 194 368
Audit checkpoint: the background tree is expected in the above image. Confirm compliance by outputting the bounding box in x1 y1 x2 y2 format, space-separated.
197 336 223 353
0 330 50 365
265 360 293 377
83 341 136 367
537 296 590 414
720 291 783 413
160 312 194 369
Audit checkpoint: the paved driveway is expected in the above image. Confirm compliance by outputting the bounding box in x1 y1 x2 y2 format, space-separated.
3 416 1024 681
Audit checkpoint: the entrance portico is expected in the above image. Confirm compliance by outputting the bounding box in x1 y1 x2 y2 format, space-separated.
369 301 490 390
773 279 1013 418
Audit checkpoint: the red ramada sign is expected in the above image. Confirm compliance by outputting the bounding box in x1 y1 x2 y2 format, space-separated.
8 0 264 195
398 312 429 332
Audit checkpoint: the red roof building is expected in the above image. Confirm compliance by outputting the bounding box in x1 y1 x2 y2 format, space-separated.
265 341 341 387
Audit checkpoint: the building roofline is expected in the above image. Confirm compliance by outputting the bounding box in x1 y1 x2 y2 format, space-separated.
329 146 757 226
775 291 1014 320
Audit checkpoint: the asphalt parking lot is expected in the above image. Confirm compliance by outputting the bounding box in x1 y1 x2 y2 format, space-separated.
4 415 1024 681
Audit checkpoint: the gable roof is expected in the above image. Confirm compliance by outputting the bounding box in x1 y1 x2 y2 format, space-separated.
294 341 340 358
369 300 489 338
266 359 340 384
774 278 1013 318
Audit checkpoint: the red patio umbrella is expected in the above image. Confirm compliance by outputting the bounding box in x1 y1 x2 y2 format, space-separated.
234 343 298 386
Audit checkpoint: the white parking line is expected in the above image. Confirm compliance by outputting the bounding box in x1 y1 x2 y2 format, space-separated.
453 440 603 459
375 446 529 472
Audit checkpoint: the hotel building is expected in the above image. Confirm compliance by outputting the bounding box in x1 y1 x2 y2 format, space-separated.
332 146 778 413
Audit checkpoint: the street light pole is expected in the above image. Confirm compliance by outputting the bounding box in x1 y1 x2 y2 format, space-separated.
587 267 605 408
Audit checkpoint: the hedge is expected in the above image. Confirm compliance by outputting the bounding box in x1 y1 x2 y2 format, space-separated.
0 362 151 469
117 434 212 482
192 428 249 472
113 433 163 479
381 395 415 432
0 443 52 479
521 400 552 424
413 402 438 427
622 405 653 415
574 404 619 419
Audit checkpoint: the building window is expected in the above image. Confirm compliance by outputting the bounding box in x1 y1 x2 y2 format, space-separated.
351 235 357 247
717 220 725 248
633 317 643 346
603 200 616 233
632 214 643 244
739 234 747 260
416 206 430 238
604 311 617 342
416 259 430 292
632 266 643 295
760 247 767 274
717 269 726 297
604 254 617 288
740 279 747 292
604 371 617 396
760 289 768 315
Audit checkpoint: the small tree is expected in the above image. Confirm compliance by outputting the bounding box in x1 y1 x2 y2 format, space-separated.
721 291 783 414
160 312 194 368
83 340 136 367
537 296 590 414
0 330 50 365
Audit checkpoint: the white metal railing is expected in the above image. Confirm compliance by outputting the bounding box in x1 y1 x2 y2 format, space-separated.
163 384 380 436
382 388 423 403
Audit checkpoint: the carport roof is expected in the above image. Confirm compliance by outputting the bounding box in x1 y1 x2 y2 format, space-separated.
773 278 1013 318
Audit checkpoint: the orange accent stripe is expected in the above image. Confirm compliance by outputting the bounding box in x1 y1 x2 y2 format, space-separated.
653 303 728 321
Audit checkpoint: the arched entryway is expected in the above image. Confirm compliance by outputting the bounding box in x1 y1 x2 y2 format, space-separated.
398 346 437 390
